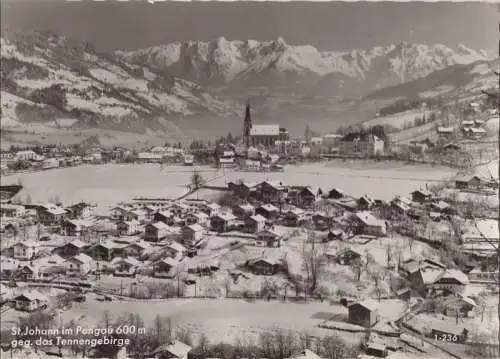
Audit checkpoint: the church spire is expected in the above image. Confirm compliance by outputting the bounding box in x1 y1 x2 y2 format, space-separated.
243 101 252 148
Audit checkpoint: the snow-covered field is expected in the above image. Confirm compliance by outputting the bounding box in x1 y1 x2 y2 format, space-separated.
56 294 364 344
3 161 455 211
363 110 433 130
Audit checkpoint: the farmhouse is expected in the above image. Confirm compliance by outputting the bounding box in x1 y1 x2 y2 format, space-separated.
145 222 171 242
245 214 267 233
12 240 38 260
258 180 287 204
327 188 345 199
17 265 37 280
211 213 237 233
117 219 140 236
185 212 209 227
296 187 320 207
112 257 140 277
352 211 387 236
200 202 221 217
0 204 26 218
431 269 469 293
66 253 94 276
14 290 48 312
358 195 375 210
255 203 280 220
153 258 179 278
334 248 362 265
38 204 67 226
326 229 346 241
182 224 204 246
65 202 93 219
232 203 255 219
255 229 282 247
437 126 454 138
87 242 115 262
56 239 89 258
339 133 385 157
442 294 476 317
246 257 282 275
348 298 380 327
284 207 307 227
61 219 93 237
154 210 173 224
164 241 187 260
411 189 433 204
149 340 192 359
121 241 150 258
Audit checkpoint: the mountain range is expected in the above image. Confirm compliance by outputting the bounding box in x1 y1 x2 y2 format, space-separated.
1 32 496 137
116 37 489 93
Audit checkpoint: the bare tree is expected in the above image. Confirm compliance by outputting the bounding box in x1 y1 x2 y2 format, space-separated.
190 171 205 199
301 223 326 295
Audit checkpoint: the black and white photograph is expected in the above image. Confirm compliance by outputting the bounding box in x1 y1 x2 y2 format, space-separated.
0 1 499 358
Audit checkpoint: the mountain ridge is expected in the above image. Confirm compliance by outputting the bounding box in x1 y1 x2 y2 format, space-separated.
116 37 488 92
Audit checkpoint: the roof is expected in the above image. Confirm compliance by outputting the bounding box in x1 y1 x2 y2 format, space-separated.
476 219 499 239
186 223 204 232
237 203 255 211
158 257 179 267
249 214 267 223
15 290 48 302
250 124 280 136
66 239 87 249
259 203 279 212
166 241 187 253
434 269 469 285
150 222 170 230
437 127 454 133
153 340 192 358
354 211 384 227
113 256 141 267
14 240 38 248
215 213 236 221
412 189 432 197
206 202 221 210
350 298 379 312
341 133 382 142
69 253 93 264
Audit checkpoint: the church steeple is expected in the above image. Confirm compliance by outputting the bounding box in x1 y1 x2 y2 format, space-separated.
243 101 252 148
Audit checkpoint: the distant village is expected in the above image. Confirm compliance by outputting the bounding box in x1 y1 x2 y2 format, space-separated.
0 97 499 359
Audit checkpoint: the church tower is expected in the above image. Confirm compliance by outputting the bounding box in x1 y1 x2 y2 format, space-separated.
243 102 252 148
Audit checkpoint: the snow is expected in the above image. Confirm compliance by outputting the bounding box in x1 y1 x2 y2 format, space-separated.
88 68 122 84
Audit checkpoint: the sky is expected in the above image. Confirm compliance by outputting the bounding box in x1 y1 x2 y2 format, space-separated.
0 1 498 53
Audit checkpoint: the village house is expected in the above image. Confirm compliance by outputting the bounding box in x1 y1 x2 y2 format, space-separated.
312 212 330 230
407 266 445 292
122 241 150 258
284 207 308 227
129 208 148 224
246 257 282 275
200 202 221 217
351 211 387 237
65 253 94 276
348 298 380 327
17 265 37 280
87 242 115 262
12 240 38 261
182 224 205 247
411 189 433 204
258 180 288 204
232 203 255 219
430 200 455 215
116 219 141 236
149 340 192 359
0 204 26 218
112 257 141 277
339 133 385 157
61 219 93 237
154 210 173 224
327 188 345 199
358 195 375 210
37 203 67 226
185 211 209 227
245 214 267 233
14 290 48 312
164 241 187 260
296 187 320 207
255 203 280 221
110 207 135 221
442 294 476 317
65 202 93 219
16 150 38 161
36 254 66 279
231 180 259 199
210 213 237 233
437 126 454 138
431 269 469 294
153 258 179 278
145 222 171 242
56 239 89 258
255 229 282 247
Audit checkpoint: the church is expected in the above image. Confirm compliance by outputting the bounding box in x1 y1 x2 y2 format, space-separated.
242 103 289 148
